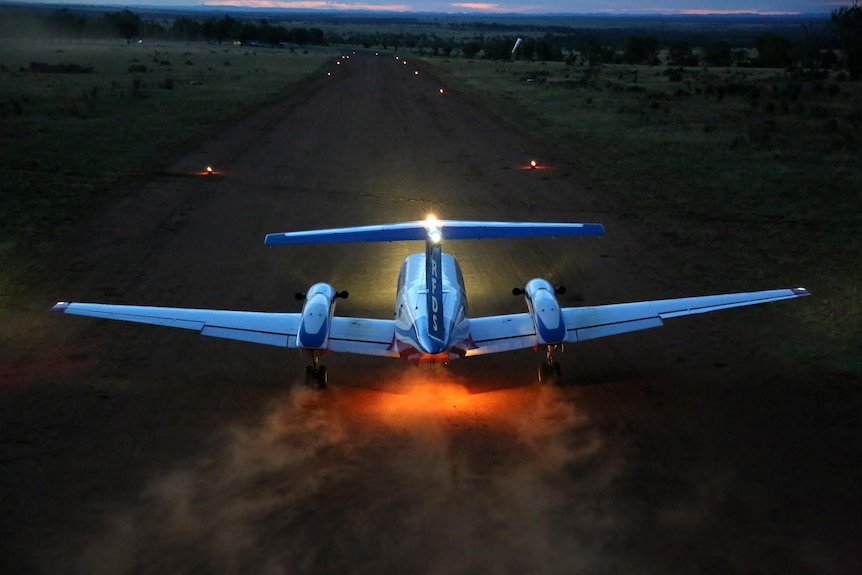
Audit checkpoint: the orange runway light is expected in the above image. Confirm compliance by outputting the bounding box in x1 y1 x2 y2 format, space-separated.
199 165 219 176
439 88 445 95
521 159 546 171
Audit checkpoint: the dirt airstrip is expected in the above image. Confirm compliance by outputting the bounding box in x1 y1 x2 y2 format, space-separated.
1 52 859 574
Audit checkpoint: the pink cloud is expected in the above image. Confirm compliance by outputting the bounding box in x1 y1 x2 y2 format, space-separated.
203 0 413 10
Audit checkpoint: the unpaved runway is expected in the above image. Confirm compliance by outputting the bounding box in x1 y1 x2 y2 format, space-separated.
1 52 859 574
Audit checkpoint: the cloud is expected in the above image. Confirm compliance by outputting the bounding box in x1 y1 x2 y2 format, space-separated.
203 0 413 11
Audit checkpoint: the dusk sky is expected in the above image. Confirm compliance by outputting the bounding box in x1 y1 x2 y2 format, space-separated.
17 0 844 15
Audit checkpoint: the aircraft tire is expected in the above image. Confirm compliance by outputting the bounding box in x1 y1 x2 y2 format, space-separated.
538 362 562 386
316 366 328 390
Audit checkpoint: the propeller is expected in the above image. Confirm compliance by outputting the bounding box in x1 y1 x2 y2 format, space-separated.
295 290 349 301
512 285 566 296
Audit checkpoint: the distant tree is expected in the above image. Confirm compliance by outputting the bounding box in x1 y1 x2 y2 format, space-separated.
170 17 201 42
754 33 794 68
668 40 699 66
462 41 481 59
210 16 237 45
308 28 325 45
140 19 166 39
44 9 85 42
535 39 563 62
832 1 862 79
585 39 613 65
703 40 733 67
622 35 659 65
519 38 536 61
483 37 513 60
104 9 141 44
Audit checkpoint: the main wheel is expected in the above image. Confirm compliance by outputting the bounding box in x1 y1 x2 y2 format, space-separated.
538 362 562 386
315 365 328 390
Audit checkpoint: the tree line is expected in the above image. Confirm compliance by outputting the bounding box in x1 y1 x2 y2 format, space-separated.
6 3 861 75
34 9 325 47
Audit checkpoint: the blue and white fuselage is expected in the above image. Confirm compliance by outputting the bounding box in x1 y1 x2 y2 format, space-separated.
393 252 470 361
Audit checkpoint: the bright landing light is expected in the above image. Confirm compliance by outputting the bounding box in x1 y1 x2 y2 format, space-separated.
425 214 442 243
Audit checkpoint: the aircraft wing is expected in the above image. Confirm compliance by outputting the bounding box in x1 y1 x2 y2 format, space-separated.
328 317 399 358
467 288 809 355
466 313 538 356
52 302 401 356
52 302 301 347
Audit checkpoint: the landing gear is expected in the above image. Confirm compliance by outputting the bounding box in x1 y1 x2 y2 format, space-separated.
304 354 328 389
537 346 562 386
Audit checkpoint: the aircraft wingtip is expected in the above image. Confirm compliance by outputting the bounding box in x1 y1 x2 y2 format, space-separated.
52 302 70 312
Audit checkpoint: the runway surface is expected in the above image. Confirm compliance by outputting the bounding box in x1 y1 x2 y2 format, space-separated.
1 52 859 574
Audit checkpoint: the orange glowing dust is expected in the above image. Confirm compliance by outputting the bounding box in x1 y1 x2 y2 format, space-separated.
1 351 96 388
199 166 219 176
317 370 568 434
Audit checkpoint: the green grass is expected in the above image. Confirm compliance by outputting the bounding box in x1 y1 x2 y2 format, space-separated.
0 39 331 303
423 58 861 372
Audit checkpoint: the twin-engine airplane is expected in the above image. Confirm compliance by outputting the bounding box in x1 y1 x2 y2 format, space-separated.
54 217 809 387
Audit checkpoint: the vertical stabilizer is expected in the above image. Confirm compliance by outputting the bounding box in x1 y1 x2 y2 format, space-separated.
425 235 445 344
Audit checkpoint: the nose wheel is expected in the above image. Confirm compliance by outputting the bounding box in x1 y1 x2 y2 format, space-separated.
538 346 562 386
304 353 328 389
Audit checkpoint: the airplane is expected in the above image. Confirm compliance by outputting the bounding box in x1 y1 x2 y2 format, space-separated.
53 217 810 388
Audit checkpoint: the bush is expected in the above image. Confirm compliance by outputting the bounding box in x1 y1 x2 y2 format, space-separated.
29 62 93 74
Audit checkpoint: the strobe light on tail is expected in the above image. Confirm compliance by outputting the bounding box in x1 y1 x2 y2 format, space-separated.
53 217 811 387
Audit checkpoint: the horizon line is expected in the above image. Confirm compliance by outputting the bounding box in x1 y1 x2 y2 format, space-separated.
2 1 832 16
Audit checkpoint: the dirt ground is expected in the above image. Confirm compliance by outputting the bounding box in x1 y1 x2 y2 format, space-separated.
1 52 859 575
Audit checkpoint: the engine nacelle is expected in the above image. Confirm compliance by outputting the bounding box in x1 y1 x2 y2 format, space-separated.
296 282 342 349
521 278 567 345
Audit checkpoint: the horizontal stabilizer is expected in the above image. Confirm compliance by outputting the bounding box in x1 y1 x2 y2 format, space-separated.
265 219 604 245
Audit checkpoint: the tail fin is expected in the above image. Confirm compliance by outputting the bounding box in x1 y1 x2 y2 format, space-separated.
264 219 605 245
426 234 444 344
263 218 605 347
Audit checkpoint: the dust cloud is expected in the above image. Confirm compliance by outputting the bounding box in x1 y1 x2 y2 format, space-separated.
78 372 627 575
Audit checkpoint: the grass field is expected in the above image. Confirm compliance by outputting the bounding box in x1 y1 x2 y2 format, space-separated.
0 39 331 303
424 57 861 372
